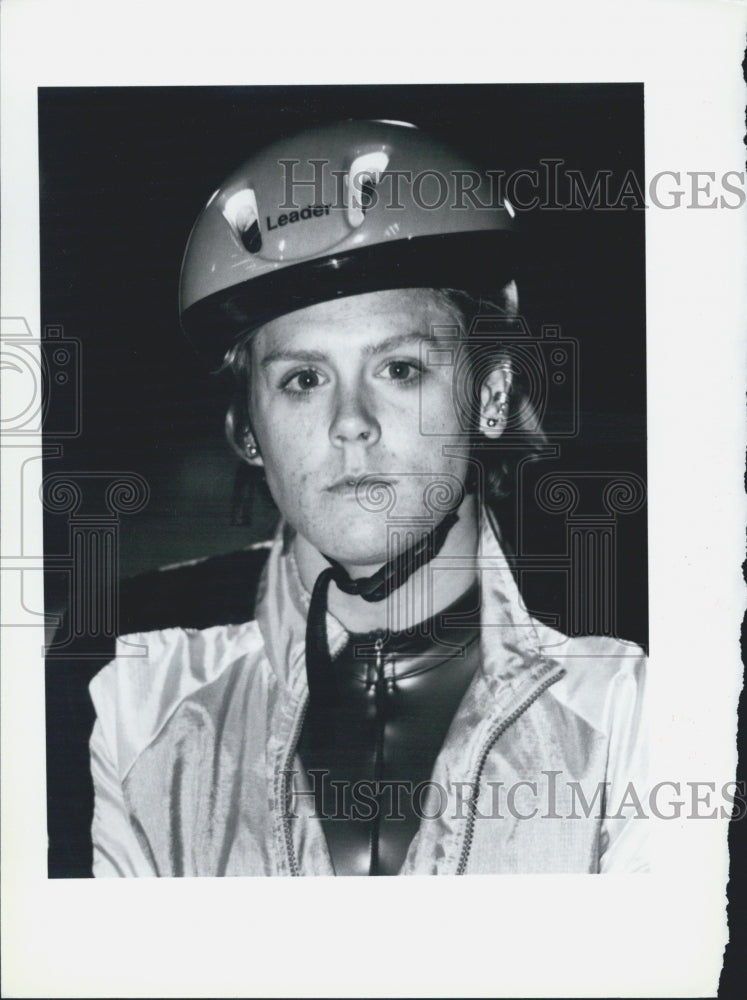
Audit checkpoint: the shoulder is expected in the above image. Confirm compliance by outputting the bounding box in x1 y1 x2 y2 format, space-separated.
87 544 272 760
87 543 274 775
51 541 272 689
89 619 266 776
47 543 273 874
535 623 647 737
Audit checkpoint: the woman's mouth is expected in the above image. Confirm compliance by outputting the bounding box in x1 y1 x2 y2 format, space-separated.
326 478 359 497
326 475 398 499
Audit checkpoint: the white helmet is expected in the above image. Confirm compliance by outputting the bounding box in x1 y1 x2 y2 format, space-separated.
180 119 517 368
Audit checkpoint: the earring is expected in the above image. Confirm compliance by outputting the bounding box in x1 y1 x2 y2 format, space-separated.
486 397 509 430
244 434 259 459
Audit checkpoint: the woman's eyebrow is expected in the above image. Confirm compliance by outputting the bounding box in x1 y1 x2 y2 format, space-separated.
361 331 435 357
259 348 330 369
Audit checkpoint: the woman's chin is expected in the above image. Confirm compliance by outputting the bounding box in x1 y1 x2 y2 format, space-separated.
320 539 390 573
311 519 431 574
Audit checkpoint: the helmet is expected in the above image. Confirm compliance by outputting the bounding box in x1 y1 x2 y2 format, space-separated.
179 119 517 369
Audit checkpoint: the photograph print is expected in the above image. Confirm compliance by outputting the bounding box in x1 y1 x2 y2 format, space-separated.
41 84 648 878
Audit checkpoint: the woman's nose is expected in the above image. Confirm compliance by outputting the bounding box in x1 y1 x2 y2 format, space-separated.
329 388 381 448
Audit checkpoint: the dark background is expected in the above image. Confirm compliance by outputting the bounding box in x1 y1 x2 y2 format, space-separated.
39 84 647 649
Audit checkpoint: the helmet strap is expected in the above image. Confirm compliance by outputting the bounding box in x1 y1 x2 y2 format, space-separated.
304 510 459 706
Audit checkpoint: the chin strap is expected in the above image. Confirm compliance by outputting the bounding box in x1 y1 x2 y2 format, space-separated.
305 510 459 706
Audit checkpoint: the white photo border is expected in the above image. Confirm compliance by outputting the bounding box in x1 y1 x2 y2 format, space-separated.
2 1 746 997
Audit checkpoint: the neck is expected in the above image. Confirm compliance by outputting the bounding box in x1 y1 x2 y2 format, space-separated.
293 494 480 633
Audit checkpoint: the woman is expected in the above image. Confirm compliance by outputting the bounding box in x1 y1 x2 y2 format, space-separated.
88 120 647 876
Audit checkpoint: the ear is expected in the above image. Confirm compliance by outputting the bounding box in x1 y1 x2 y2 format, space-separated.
479 360 513 440
499 279 519 317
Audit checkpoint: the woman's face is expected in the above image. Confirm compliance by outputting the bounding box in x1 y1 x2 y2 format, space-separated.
248 288 473 568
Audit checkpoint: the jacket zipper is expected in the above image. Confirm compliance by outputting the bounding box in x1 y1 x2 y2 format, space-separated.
281 691 309 877
455 666 566 876
284 662 565 876
368 635 386 876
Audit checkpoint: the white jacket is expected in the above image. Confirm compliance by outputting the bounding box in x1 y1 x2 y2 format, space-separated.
89 513 648 876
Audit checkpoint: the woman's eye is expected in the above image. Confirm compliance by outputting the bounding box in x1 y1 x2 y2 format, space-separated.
383 360 420 383
282 369 323 393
